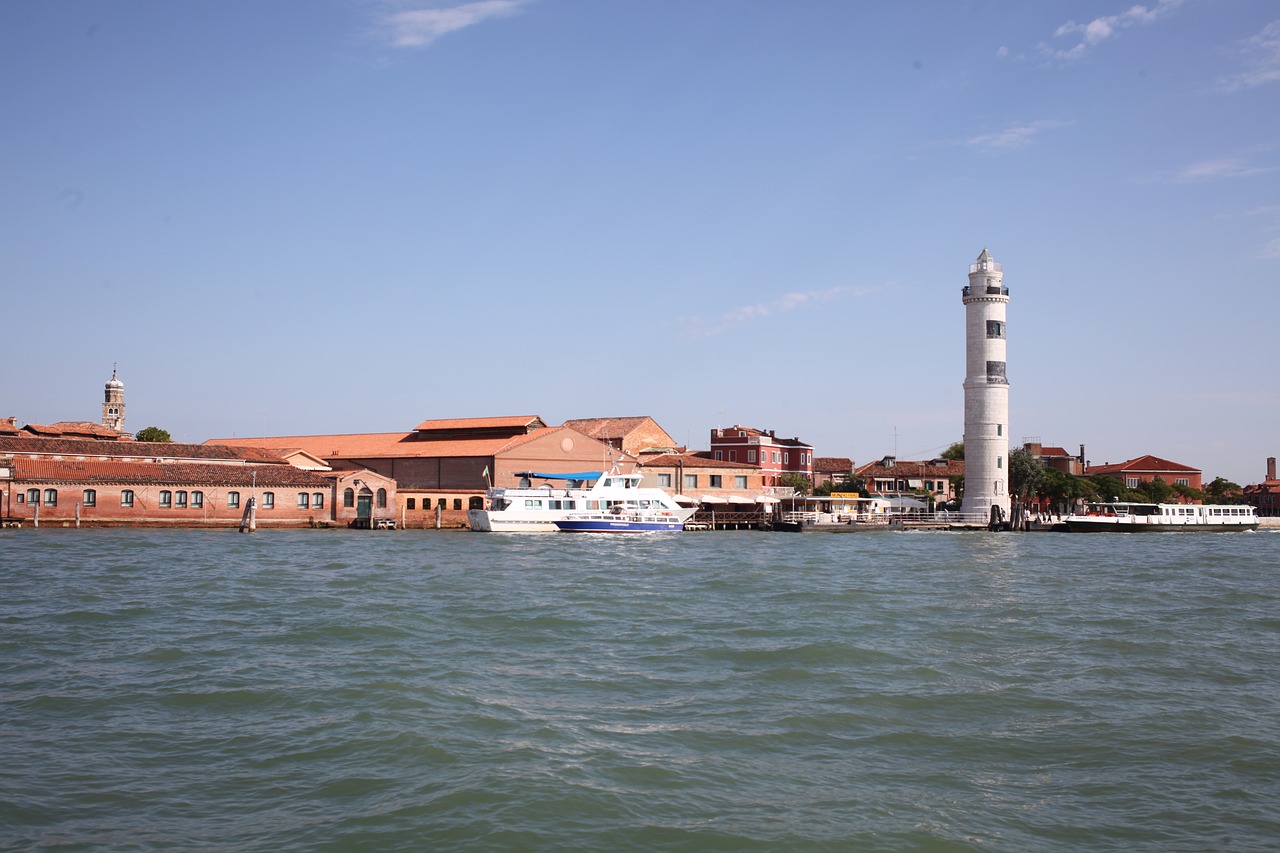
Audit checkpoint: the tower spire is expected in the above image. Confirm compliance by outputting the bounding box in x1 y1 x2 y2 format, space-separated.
102 367 126 432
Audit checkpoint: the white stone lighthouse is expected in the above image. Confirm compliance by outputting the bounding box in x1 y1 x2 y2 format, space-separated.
961 248 1010 522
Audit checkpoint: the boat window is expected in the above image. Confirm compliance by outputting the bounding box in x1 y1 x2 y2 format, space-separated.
524 499 542 509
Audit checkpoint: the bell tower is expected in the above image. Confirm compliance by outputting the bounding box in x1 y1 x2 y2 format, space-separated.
102 366 125 432
960 249 1011 523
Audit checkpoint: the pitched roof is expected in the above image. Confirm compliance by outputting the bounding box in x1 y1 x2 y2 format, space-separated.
12 457 332 488
855 458 964 478
209 427 574 461
23 421 130 440
1087 455 1199 476
412 415 544 432
639 451 758 471
561 417 653 439
0 436 287 464
813 456 854 473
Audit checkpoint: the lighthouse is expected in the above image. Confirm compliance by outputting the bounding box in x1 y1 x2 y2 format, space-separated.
961 248 1010 523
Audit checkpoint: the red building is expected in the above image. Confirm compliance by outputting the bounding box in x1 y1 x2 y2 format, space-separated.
1243 457 1279 517
1085 454 1202 495
708 426 813 486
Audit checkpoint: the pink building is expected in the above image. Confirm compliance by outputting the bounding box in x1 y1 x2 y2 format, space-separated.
708 426 813 487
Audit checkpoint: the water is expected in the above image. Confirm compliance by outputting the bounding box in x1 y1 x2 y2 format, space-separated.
2 528 1278 851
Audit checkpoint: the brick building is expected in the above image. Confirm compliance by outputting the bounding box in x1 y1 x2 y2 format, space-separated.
854 455 964 503
1085 454 1202 494
708 425 813 486
1243 457 1279 517
561 416 679 457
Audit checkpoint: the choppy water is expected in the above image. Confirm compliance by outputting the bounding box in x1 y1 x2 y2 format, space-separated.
2 528 1278 851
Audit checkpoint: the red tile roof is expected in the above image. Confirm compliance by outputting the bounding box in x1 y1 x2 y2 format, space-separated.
1087 455 1199 475
639 451 758 471
813 457 854 473
412 415 544 432
23 421 130 440
855 458 965 479
12 458 332 487
0 436 287 464
209 427 567 461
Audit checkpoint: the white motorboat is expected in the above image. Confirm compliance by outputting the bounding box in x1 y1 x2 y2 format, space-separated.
468 469 696 532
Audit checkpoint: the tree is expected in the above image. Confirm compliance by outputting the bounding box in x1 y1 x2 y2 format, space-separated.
135 426 172 443
1009 447 1045 500
941 441 964 461
1204 476 1243 504
1136 476 1174 504
778 473 813 496
814 472 866 496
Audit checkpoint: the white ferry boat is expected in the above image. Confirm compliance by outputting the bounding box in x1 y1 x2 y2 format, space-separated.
1064 501 1259 532
554 508 686 534
468 469 697 532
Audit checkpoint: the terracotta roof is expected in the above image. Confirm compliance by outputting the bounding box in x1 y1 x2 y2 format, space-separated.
1039 446 1073 458
561 417 652 439
639 451 758 471
412 415 544 432
712 425 812 448
12 458 332 488
209 427 572 461
855 458 965 479
23 421 130 440
0 436 287 464
813 457 854 473
1087 455 1200 476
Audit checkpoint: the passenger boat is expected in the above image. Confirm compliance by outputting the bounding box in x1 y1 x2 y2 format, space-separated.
468 469 697 532
1064 501 1259 532
553 507 686 534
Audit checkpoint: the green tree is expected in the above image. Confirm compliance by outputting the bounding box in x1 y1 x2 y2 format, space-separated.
1009 447 1045 500
1204 477 1243 504
1136 476 1174 503
778 473 813 496
135 426 172 443
941 442 964 461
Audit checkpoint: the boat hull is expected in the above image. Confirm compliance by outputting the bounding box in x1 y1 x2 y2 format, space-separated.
554 519 684 533
1065 519 1258 532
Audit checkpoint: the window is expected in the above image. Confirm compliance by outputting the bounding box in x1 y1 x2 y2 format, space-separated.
997 424 1003 436
735 475 747 489
192 491 203 508
344 488 355 507
121 489 134 507
298 493 310 509
262 492 275 509
312 493 323 509
159 490 172 508
453 499 461 511
26 488 39 505
709 475 722 488
1126 478 1140 488
986 360 1007 383
996 457 1003 469
176 490 187 508
773 451 781 464
658 474 672 487
437 498 447 509
986 320 1004 338
469 496 483 510
714 451 722 461
684 474 697 489
747 450 755 463
42 489 57 506
83 489 96 507
729 450 737 461
377 489 387 508
1175 478 1189 487
406 498 415 510
228 491 240 508
784 452 790 465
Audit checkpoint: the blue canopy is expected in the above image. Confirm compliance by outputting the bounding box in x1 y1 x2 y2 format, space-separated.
518 471 603 481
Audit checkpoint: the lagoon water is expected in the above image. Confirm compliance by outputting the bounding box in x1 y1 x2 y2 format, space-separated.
2 528 1278 851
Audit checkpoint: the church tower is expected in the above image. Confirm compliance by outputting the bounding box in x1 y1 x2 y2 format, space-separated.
102 367 125 432
960 249 1010 522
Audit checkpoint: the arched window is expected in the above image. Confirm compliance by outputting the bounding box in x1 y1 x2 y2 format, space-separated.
83 489 96 507
228 491 240 508
376 489 387 508
159 490 172 508
192 491 204 508
262 492 275 509
312 493 324 509
344 488 355 508
176 491 187 508
298 493 309 509
121 489 134 507
44 489 58 507
27 488 40 505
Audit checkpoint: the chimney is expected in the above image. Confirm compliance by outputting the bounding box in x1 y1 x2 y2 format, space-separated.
1078 444 1085 464
1268 456 1277 482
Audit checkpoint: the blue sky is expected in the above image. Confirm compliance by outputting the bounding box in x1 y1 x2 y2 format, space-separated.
3 0 1278 485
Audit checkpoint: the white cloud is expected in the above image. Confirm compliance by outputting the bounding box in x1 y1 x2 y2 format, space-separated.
1173 158 1271 182
1217 19 1280 92
380 0 529 48
1040 0 1182 62
681 286 871 339
966 120 1072 151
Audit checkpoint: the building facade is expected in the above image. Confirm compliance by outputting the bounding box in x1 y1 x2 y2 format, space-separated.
961 248 1011 521
707 426 813 486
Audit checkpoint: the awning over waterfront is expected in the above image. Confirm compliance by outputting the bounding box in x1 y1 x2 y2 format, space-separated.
698 495 727 504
